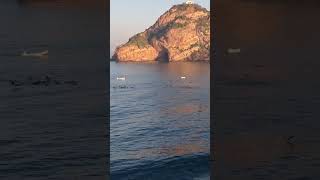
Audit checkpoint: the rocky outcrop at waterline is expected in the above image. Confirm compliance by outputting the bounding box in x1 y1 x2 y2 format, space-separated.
112 3 210 62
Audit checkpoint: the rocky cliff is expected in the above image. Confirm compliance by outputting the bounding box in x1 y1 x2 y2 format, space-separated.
112 3 210 62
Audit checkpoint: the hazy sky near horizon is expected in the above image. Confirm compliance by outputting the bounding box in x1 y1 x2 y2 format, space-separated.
110 0 210 55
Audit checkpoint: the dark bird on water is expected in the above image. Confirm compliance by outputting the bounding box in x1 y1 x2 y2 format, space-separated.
9 80 23 86
287 136 296 145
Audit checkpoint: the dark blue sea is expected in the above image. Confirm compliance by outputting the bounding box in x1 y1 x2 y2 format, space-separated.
0 1 107 179
110 61 210 180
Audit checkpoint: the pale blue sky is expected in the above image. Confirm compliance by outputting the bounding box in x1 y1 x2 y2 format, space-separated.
110 0 210 55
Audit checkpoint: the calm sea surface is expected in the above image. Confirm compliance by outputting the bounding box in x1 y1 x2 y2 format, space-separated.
0 1 107 179
214 0 320 179
110 61 210 180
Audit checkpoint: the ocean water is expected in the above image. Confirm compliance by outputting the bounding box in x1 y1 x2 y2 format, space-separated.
110 61 210 180
214 0 320 179
0 1 107 179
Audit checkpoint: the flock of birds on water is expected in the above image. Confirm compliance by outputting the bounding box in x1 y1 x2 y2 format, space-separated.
116 76 187 81
113 75 190 90
6 75 78 88
2 49 79 89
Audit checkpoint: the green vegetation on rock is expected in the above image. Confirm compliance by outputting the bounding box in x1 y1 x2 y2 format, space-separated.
190 42 199 49
197 16 210 31
176 15 189 21
170 22 187 29
173 3 208 13
127 34 149 48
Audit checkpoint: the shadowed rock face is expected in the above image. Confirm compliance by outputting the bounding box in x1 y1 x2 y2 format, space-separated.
112 3 210 62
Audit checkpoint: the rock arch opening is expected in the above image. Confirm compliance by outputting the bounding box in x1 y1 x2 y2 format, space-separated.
156 49 169 62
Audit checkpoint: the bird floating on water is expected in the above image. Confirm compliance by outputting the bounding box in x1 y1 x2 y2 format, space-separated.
287 135 296 145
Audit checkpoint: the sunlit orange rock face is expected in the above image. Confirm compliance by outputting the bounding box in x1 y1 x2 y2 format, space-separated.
112 3 211 62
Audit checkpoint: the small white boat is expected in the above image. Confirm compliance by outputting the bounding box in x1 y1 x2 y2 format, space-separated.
181 76 186 79
116 77 126 81
227 48 241 54
22 50 48 57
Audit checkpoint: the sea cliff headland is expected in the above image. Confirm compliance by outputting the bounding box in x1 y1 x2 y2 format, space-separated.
112 3 210 62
